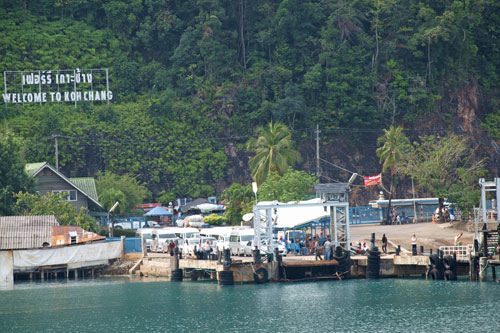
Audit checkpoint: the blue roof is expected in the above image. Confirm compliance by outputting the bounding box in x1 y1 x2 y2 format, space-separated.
144 206 172 216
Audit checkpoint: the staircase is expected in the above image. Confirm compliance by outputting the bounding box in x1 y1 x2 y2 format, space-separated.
479 229 500 258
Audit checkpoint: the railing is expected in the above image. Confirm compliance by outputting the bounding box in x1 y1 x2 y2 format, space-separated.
350 207 382 224
438 244 473 262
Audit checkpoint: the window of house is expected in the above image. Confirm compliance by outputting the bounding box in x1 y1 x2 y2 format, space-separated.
52 190 77 201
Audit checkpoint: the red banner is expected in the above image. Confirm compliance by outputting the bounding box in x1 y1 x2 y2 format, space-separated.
363 174 382 186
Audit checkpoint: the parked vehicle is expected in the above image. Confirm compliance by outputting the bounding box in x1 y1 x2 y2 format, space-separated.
181 238 201 257
229 229 254 256
243 238 287 256
136 228 155 251
173 227 200 239
200 227 234 251
284 230 305 243
153 228 180 252
114 218 159 230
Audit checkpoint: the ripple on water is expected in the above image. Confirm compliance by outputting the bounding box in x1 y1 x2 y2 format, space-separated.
1 278 500 332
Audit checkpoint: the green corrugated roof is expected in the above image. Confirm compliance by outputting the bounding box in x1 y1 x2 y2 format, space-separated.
69 177 99 203
25 162 47 177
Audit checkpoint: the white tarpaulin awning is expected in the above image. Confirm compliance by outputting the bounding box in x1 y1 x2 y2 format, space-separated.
255 198 330 229
13 241 123 270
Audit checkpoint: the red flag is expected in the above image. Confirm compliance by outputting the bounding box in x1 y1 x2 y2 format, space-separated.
363 174 382 186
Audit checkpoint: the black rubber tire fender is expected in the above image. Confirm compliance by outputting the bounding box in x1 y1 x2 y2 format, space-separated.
171 268 183 281
443 256 456 271
429 269 442 280
253 267 269 284
218 270 234 285
429 254 443 268
443 269 457 281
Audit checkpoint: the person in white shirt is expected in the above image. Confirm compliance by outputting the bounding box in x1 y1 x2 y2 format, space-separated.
324 238 332 260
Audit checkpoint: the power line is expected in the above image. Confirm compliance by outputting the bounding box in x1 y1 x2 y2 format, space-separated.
319 157 366 177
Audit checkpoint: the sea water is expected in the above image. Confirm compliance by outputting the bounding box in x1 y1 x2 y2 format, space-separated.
1 277 500 332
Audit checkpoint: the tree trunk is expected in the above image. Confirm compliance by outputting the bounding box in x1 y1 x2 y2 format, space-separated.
386 175 394 224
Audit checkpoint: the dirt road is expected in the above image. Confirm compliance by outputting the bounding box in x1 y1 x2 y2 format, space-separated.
349 221 474 252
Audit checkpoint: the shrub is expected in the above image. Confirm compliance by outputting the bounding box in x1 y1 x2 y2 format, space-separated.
204 214 227 226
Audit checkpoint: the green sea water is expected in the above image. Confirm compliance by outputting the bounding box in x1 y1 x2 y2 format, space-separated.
1 277 500 332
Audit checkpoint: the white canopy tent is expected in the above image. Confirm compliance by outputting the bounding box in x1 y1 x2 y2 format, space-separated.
252 198 350 252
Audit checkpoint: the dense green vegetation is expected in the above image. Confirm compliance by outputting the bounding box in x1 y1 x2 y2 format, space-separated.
14 192 102 232
1 0 500 206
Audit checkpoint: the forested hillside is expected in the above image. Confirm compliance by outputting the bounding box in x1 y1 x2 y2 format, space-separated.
1 0 500 204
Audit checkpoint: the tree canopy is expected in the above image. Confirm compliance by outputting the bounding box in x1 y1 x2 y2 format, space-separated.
246 121 301 185
1 0 499 209
0 127 34 215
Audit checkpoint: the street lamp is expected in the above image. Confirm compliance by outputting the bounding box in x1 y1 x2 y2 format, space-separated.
252 182 258 204
108 201 119 237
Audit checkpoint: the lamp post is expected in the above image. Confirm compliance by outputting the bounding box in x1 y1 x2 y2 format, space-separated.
252 182 258 204
108 201 120 237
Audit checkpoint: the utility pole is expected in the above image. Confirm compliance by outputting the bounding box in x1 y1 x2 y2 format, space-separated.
54 134 59 170
315 124 321 178
47 134 60 170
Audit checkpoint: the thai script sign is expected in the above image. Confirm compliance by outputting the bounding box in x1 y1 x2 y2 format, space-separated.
3 68 112 106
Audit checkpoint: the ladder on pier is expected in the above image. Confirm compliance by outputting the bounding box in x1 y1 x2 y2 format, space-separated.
479 229 500 258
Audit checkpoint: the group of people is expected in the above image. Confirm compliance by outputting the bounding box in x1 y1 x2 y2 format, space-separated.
392 211 410 225
435 207 454 223
279 235 336 260
192 240 217 260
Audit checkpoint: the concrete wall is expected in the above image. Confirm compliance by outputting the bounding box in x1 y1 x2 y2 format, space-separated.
0 251 14 285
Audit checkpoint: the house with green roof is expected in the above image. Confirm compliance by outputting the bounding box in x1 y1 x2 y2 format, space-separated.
25 162 103 211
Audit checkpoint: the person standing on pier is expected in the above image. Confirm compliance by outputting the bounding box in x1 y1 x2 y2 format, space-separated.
168 240 176 256
411 234 417 255
314 237 323 260
381 234 388 254
324 237 332 260
202 240 212 260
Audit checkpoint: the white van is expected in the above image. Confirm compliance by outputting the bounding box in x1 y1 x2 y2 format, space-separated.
175 227 200 239
153 228 179 252
285 230 305 243
229 228 255 256
200 227 234 251
136 228 155 251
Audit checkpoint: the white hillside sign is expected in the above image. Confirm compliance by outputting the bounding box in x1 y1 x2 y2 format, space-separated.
3 68 112 107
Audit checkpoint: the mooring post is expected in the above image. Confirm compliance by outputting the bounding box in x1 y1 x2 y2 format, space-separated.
273 248 281 281
173 250 179 270
223 248 231 270
479 257 488 282
252 246 261 264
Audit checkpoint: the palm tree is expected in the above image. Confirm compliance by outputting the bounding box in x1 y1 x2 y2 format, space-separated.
246 121 301 185
376 125 410 224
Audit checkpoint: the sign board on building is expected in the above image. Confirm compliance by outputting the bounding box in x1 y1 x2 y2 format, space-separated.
3 68 112 107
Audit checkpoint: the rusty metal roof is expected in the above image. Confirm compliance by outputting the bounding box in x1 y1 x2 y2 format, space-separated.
0 215 59 250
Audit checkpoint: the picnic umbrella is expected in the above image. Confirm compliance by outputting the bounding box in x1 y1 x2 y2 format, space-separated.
144 206 173 216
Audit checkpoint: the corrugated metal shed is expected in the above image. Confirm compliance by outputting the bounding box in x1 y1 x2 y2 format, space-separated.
69 177 99 204
0 215 59 250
